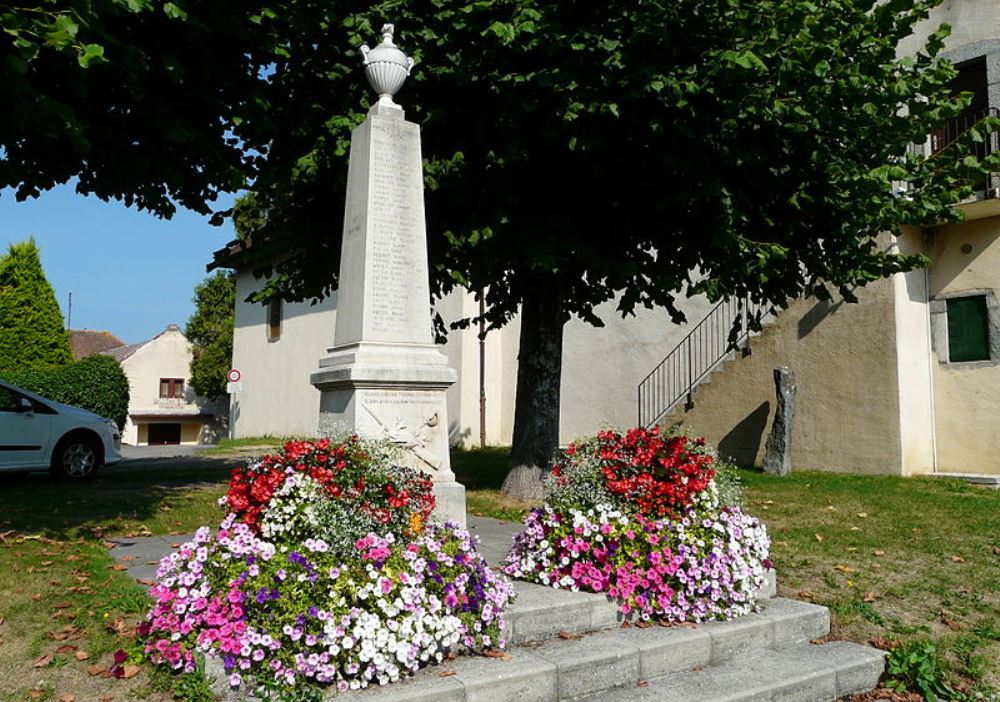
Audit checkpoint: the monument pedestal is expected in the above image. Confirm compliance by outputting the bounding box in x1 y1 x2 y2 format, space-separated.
311 66 466 525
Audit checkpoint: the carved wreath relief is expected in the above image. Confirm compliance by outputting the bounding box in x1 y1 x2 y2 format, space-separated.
362 403 442 472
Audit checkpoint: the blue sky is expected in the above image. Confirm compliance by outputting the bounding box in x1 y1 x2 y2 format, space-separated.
0 184 237 344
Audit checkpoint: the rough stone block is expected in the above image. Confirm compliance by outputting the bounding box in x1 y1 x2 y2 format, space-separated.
703 613 774 664
453 648 557 702
631 625 712 680
763 598 830 646
533 631 640 699
342 673 465 702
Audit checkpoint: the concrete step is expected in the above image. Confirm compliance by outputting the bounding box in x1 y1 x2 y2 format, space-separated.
207 594 845 702
306 597 834 702
576 641 886 702
506 569 776 644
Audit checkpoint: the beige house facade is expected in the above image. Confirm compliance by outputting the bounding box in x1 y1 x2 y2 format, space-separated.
105 325 218 446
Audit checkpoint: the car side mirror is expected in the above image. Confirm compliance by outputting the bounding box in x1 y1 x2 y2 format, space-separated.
15 397 33 413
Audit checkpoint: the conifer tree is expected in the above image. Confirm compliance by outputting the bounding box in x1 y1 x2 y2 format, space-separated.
0 238 72 370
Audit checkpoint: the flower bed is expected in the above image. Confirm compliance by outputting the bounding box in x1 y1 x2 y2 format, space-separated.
139 437 513 698
504 427 770 622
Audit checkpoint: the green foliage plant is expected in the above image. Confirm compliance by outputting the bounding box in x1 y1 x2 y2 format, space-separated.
186 271 235 397
0 238 72 370
885 640 965 702
0 354 130 428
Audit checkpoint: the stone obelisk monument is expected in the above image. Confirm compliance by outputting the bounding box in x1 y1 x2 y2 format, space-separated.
311 24 466 525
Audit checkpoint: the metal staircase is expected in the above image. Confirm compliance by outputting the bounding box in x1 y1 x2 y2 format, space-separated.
637 297 773 427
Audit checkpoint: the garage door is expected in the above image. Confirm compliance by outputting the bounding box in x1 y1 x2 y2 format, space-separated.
147 423 182 445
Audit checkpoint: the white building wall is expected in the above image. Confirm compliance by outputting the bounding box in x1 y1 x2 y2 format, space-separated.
232 269 713 447
231 272 337 438
119 327 210 445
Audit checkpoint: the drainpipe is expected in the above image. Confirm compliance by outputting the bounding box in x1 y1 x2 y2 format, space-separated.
923 231 939 473
479 291 487 448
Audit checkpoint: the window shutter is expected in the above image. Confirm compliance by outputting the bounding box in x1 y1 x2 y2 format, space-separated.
947 296 990 362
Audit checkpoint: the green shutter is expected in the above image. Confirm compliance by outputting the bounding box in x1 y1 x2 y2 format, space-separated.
947 296 990 362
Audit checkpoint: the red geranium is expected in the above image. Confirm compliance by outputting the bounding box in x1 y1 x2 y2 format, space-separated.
590 427 715 518
225 437 435 533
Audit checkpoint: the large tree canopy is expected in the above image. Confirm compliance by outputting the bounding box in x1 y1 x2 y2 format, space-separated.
4 0 998 496
0 0 277 217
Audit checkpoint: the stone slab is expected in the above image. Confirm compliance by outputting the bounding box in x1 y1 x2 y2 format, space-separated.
576 642 885 702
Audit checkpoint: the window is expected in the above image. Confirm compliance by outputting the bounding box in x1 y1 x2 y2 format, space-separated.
267 298 282 342
947 296 990 362
159 378 185 399
0 386 19 412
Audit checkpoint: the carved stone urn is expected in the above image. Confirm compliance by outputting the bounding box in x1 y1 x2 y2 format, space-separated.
360 24 415 106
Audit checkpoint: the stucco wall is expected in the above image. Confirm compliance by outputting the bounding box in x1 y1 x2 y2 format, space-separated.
899 0 1000 56
119 327 212 445
663 277 909 474
556 296 715 445
231 272 337 438
928 215 1000 472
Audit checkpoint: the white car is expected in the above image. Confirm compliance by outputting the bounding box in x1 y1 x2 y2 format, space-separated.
0 380 122 479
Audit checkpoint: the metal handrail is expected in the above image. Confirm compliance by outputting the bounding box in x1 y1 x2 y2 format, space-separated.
637 297 770 428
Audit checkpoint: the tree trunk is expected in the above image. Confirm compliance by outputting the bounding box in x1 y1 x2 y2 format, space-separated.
502 283 565 501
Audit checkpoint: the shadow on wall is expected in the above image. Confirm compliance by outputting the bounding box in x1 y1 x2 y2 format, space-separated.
717 401 771 467
797 299 842 340
449 421 472 447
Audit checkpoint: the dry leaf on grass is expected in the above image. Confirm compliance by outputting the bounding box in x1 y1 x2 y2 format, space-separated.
75 650 90 661
122 664 140 679
863 591 877 603
59 694 76 702
951 555 965 563
439 670 457 677
0 616 4 626
137 578 155 586
798 590 816 601
857 513 868 518
87 664 105 676
814 534 824 543
31 593 42 601
99 697 114 702
33 652 53 668
65 555 80 562
110 564 128 572
873 550 886 557
834 564 857 574
557 631 582 640
940 612 962 631
28 690 45 699
53 601 72 609
56 644 78 654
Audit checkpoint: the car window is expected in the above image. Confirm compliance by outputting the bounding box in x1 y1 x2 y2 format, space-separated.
0 386 20 412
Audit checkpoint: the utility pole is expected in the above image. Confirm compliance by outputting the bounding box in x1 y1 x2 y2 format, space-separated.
67 291 73 330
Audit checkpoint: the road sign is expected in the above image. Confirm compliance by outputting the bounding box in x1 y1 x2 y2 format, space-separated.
227 381 242 394
227 369 242 383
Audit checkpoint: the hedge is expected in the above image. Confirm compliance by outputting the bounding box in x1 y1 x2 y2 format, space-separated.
0 355 130 429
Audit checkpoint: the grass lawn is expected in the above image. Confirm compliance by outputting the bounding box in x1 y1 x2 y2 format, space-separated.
0 456 234 702
2 444 997 700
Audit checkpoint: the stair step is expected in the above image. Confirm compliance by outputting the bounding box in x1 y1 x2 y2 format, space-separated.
206 595 834 702
304 598 832 702
576 641 886 702
506 569 776 644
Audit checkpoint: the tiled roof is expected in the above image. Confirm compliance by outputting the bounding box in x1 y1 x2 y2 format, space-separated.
69 330 126 360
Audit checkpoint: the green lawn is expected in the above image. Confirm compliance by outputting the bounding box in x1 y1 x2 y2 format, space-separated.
2 448 997 700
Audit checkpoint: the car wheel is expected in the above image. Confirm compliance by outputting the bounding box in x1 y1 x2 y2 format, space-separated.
51 436 102 480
